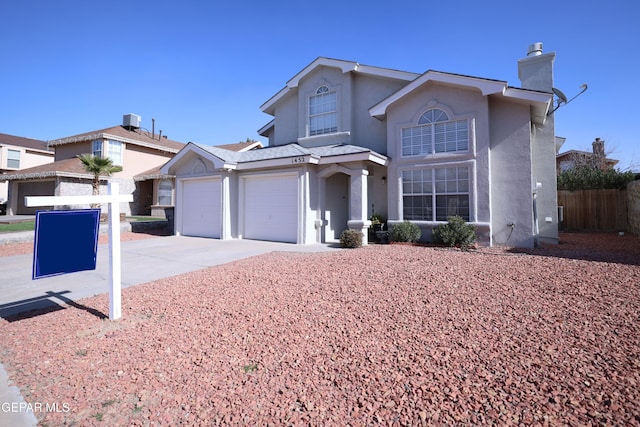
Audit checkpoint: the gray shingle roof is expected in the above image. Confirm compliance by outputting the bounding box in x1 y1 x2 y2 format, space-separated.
195 143 375 164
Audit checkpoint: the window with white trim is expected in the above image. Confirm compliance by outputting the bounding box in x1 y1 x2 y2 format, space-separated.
106 140 123 166
158 179 173 205
402 166 470 221
92 140 102 158
309 85 337 136
7 149 20 169
401 108 468 156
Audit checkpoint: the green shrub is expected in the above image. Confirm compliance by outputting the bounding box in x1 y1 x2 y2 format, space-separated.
340 229 363 248
557 165 636 191
432 216 476 249
390 221 421 243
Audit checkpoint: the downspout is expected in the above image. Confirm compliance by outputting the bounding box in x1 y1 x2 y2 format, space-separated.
532 181 542 248
533 192 539 248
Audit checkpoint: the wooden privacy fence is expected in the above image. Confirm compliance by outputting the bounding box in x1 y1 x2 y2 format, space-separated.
558 189 627 231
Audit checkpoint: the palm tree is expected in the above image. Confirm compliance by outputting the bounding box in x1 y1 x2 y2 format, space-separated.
77 154 123 207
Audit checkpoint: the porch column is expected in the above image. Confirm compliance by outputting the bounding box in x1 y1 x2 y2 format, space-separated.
220 171 232 240
347 169 371 245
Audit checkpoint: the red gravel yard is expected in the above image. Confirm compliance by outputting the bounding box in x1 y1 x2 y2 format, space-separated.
1 233 639 425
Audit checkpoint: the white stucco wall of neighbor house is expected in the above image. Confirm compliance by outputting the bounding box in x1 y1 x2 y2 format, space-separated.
385 82 493 243
489 97 535 248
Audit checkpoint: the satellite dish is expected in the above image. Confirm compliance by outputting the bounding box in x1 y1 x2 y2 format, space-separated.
552 87 568 104
548 84 588 115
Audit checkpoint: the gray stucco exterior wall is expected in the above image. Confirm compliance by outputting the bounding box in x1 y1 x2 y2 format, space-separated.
489 97 535 247
385 83 494 244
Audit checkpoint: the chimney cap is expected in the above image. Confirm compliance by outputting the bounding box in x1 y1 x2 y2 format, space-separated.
527 42 543 57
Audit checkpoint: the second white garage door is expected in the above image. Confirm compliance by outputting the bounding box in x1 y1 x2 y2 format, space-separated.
243 174 298 243
180 178 221 238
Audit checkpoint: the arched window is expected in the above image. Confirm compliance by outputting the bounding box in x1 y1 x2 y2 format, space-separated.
418 108 449 124
401 108 468 156
309 85 337 136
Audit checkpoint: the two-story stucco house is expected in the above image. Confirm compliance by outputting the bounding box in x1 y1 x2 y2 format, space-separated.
162 43 559 248
0 133 55 206
1 115 185 216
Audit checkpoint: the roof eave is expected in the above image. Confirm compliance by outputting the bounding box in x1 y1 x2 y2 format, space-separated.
235 154 320 170
134 174 175 182
160 142 235 175
501 89 551 125
0 171 94 181
369 71 508 119
258 119 275 136
261 57 420 115
317 151 389 166
50 132 182 154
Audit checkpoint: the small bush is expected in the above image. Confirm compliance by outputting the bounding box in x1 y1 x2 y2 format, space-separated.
432 216 476 249
340 229 363 248
390 221 421 243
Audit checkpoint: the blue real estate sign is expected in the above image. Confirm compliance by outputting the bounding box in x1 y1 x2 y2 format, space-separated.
32 209 101 280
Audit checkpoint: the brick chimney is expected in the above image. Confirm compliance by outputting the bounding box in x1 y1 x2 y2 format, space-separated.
592 137 605 157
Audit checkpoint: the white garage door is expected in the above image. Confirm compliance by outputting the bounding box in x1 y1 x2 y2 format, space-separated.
243 174 298 243
180 178 221 238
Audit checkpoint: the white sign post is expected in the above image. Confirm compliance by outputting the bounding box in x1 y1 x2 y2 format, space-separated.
25 182 133 320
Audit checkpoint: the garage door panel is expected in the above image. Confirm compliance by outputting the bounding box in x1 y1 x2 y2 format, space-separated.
244 175 297 243
181 179 221 238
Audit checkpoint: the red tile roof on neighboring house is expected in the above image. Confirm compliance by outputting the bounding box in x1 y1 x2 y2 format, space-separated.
0 133 54 152
0 157 93 181
49 125 185 153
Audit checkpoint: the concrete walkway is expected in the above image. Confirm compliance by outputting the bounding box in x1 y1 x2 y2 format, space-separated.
0 233 340 426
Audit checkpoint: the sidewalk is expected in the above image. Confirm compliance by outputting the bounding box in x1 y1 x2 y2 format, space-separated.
0 234 340 426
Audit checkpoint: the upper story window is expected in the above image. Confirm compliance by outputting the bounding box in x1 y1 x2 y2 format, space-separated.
92 140 102 158
309 85 337 136
7 149 20 169
401 108 468 156
107 140 123 166
92 139 122 166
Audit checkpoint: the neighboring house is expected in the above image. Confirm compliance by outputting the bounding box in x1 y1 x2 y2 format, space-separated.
0 133 55 204
162 43 559 248
556 137 619 174
0 115 184 216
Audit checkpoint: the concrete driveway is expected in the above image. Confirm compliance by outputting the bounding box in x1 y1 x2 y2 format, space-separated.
0 236 340 319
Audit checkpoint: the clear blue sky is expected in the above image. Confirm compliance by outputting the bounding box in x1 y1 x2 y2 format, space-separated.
2 0 638 171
